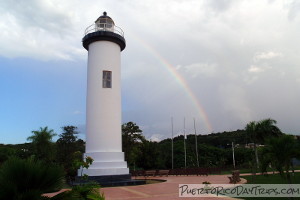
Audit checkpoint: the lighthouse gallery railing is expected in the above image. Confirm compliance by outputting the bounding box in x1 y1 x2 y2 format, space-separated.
84 23 124 37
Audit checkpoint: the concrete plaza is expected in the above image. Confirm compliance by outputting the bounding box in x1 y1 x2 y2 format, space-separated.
101 175 246 200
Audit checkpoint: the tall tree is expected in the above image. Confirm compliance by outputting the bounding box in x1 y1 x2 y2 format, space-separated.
137 141 162 170
122 122 145 168
245 121 260 169
27 126 56 162
56 126 84 180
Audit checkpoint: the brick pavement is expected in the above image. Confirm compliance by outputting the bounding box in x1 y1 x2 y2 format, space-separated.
101 175 246 200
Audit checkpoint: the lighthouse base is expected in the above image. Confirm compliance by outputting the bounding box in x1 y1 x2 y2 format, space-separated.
76 151 144 186
75 174 146 187
78 152 129 176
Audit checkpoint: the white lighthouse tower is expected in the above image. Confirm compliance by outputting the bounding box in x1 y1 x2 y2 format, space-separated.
80 12 130 183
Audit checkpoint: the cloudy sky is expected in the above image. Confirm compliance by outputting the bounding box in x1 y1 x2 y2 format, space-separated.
1 0 300 144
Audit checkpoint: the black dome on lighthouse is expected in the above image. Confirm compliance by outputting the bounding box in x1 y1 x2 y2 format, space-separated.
95 12 115 25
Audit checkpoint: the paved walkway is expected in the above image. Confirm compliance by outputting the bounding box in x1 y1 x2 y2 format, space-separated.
45 174 247 199
101 175 246 200
44 170 300 199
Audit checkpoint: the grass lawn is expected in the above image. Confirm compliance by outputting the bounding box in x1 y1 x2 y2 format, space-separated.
243 172 300 184
240 172 300 200
220 168 253 175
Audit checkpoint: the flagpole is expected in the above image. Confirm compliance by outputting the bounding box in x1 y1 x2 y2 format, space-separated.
171 117 174 169
184 117 186 169
232 142 236 169
194 118 199 167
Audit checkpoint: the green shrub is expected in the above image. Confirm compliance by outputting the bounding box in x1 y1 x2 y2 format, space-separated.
0 157 64 200
51 182 105 200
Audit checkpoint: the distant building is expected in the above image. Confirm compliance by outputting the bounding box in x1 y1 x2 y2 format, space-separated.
245 143 264 148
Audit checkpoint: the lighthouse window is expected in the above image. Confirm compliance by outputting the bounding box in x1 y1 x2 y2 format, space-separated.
103 71 112 88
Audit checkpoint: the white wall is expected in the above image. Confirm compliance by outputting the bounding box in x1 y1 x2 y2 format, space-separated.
86 41 122 153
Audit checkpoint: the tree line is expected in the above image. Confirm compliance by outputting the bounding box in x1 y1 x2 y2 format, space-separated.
122 119 300 183
1 118 300 181
0 126 85 182
0 118 299 199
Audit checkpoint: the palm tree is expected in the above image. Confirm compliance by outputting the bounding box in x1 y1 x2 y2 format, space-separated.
245 119 282 170
245 121 260 169
27 126 57 162
257 118 282 142
265 135 300 184
245 121 258 166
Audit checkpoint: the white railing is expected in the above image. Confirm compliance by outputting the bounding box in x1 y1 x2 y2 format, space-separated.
84 23 124 37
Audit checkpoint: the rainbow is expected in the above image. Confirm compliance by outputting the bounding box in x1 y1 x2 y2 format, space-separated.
127 32 213 133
